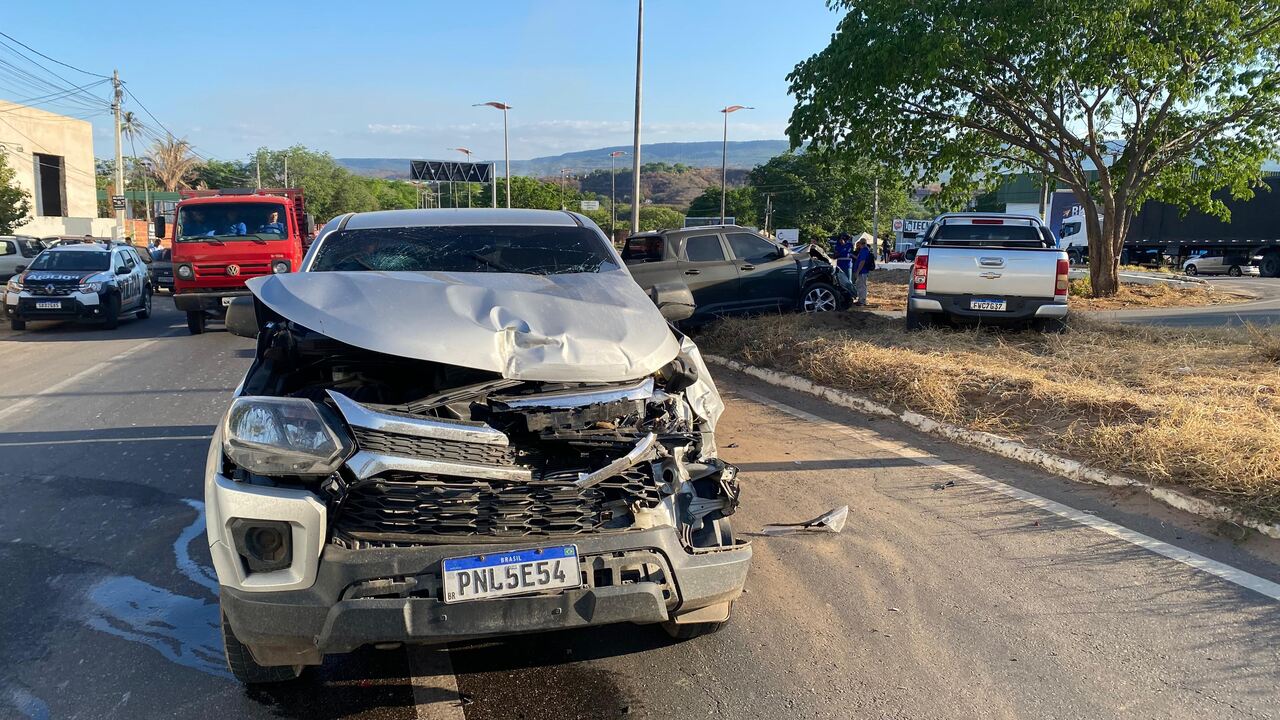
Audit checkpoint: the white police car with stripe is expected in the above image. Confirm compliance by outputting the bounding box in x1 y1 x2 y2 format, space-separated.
5 242 152 331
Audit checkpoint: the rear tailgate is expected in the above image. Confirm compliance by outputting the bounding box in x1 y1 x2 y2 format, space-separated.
925 248 1059 297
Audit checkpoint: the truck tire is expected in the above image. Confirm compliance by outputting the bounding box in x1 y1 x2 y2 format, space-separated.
136 287 152 319
1259 251 1280 278
1033 317 1068 333
186 310 206 335
102 295 120 330
662 616 726 640
221 613 302 685
10 317 24 331
905 309 933 330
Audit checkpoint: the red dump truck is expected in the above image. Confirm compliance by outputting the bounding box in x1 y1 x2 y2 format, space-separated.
155 188 313 334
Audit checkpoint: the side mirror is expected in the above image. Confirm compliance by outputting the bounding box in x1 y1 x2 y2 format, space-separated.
154 216 166 240
14 264 25 273
225 296 259 339
776 246 787 259
649 282 695 323
115 266 129 276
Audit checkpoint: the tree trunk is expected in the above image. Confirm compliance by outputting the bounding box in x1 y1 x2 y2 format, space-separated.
1086 194 1124 297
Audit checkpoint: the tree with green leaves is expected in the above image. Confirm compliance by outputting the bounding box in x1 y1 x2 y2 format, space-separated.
788 0 1280 295
0 152 32 234
686 186 759 226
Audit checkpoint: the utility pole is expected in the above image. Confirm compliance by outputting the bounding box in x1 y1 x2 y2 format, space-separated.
112 70 125 240
283 154 289 187
764 193 773 235
490 162 497 208
630 0 644 234
610 150 626 236
560 168 571 211
255 155 262 189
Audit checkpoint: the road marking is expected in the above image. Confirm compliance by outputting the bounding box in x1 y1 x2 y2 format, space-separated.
406 646 466 720
0 332 179 425
734 387 1280 603
0 435 211 447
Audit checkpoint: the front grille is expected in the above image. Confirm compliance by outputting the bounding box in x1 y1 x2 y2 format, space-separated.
353 427 514 466
195 263 270 279
334 468 660 539
28 284 77 297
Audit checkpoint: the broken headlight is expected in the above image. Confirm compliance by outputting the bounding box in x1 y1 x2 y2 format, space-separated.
223 397 353 477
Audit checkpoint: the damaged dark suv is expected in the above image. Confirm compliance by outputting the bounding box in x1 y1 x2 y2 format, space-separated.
207 208 750 684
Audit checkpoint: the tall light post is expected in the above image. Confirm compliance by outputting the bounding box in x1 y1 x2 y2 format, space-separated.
609 150 626 236
719 105 753 225
630 0 644 234
474 102 512 208
559 168 573 211
453 147 474 207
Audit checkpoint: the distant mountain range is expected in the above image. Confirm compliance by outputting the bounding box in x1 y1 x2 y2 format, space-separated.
338 139 792 179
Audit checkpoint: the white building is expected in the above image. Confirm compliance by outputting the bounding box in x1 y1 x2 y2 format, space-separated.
0 99 119 238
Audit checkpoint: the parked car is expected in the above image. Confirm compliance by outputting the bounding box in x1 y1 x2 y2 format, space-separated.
621 225 853 324
209 208 749 684
149 247 174 291
0 235 45 281
5 242 153 330
907 213 1070 332
1182 252 1260 277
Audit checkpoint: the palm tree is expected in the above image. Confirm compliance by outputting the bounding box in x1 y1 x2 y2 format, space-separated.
148 135 200 192
120 111 152 221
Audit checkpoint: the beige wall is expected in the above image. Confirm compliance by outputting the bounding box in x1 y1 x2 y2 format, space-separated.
0 99 101 232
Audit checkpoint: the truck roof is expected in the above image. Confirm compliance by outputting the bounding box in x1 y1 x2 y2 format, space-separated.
177 194 295 205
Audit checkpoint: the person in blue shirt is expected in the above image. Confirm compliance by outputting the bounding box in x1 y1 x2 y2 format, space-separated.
852 236 873 306
257 210 286 236
223 210 247 236
833 232 853 279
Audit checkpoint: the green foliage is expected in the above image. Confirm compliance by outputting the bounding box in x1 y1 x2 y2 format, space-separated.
686 186 760 226
747 151 909 243
787 0 1280 294
192 159 253 190
0 152 31 234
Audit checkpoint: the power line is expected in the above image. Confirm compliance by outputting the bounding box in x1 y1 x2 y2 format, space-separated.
0 31 112 80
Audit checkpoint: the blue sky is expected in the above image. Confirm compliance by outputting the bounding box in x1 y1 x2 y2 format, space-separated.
4 1 842 162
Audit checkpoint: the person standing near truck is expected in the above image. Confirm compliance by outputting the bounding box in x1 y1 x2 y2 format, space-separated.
833 232 853 281
853 236 873 306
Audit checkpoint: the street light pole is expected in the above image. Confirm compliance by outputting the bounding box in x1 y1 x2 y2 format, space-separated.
474 102 513 207
630 0 644 234
559 168 572 211
609 151 626 236
719 105 752 225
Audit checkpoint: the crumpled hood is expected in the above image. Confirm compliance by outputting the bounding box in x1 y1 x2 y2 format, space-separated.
246 269 682 382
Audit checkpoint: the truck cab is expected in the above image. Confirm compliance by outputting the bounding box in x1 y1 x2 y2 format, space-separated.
157 188 312 334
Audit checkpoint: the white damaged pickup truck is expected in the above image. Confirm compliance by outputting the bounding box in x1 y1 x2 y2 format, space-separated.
907 213 1070 331
206 208 749 684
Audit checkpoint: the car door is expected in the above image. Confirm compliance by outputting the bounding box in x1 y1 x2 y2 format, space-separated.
725 231 798 312
115 250 140 307
0 239 20 281
677 233 742 320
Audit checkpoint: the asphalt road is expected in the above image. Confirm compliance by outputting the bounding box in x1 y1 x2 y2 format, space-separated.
1091 275 1280 327
2 298 1279 720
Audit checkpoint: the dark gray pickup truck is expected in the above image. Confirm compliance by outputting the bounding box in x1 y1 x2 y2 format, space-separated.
622 225 853 324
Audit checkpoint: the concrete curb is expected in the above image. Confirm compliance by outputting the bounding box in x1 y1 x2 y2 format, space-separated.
706 354 1280 540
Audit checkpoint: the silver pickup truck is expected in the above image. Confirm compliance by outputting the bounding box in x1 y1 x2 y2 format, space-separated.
906 213 1069 331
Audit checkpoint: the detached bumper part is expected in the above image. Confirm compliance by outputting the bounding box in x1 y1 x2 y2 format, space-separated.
219 528 751 667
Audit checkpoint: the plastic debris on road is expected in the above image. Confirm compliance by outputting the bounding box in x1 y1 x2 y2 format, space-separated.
761 505 849 535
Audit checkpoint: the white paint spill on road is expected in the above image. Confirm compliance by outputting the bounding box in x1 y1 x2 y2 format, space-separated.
406 646 466 720
735 388 1280 603
5 687 50 720
176 500 220 594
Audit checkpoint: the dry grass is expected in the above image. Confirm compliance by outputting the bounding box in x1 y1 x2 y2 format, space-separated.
862 269 1248 313
700 313 1280 522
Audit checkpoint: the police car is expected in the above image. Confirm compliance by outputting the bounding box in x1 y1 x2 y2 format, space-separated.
5 243 152 331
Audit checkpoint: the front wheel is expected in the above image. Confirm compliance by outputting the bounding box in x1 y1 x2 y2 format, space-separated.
102 295 120 330
136 287 152 319
1228 265 1243 277
222 613 302 685
186 310 206 335
802 282 840 313
10 317 25 331
1185 265 1198 276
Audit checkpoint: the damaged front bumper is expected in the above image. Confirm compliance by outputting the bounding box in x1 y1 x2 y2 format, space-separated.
219 525 750 666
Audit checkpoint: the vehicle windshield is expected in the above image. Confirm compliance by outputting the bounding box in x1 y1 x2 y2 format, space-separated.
27 250 110 272
176 202 289 242
310 225 619 275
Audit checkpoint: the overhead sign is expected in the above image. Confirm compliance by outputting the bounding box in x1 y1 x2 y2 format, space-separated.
776 228 800 244
901 219 930 235
579 200 600 211
409 160 494 183
111 194 126 210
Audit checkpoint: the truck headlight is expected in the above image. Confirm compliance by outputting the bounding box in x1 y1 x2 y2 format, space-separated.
176 263 194 280
271 260 291 274
223 397 352 476
78 281 103 293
